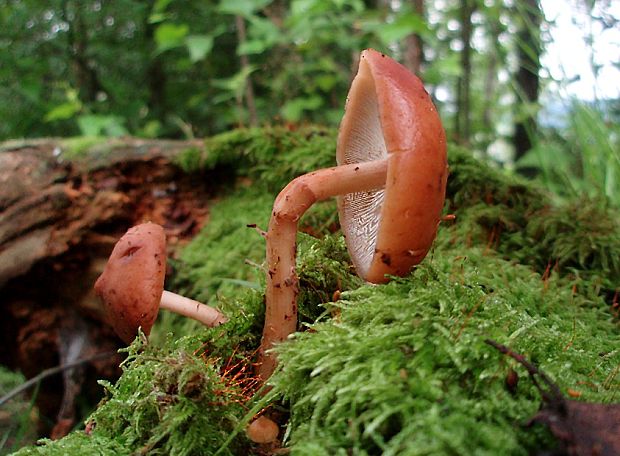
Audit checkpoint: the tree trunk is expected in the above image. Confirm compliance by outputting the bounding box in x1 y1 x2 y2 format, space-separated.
455 0 476 145
144 3 168 128
483 20 500 129
513 0 542 165
235 16 258 127
403 0 425 75
62 1 105 103
0 138 215 288
454 0 476 144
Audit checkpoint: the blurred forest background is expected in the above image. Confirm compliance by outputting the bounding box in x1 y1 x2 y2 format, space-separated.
0 0 619 204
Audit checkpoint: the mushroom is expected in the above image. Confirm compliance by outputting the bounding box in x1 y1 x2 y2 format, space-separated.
246 415 280 444
94 222 227 344
258 49 448 380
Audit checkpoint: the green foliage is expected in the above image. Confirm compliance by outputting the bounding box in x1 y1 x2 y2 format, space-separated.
1 0 616 218
0 366 38 453
519 101 620 207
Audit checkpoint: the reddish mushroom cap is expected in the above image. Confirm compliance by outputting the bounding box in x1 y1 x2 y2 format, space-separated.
337 48 448 283
247 415 279 444
94 222 166 343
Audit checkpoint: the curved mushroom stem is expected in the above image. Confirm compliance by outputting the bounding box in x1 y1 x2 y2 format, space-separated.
258 157 389 381
160 290 228 327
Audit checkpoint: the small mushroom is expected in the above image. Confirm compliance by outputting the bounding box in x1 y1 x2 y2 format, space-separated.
258 49 448 380
94 222 227 344
246 415 279 444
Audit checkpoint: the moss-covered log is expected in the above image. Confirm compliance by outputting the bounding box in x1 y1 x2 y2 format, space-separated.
5 127 619 455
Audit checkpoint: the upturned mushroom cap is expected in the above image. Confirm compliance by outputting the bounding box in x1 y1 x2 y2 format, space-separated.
337 48 448 283
94 222 166 343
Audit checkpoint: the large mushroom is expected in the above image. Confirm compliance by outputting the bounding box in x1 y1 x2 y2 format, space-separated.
258 49 448 380
94 222 227 344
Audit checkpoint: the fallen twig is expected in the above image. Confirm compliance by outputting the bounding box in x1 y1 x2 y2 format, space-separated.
0 351 116 407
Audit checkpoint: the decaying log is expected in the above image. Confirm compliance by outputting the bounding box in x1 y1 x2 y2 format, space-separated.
0 138 208 287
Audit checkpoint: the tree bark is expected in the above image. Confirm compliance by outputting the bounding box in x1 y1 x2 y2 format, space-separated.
0 138 213 287
235 15 258 127
61 1 105 103
403 0 425 75
455 0 476 145
513 0 542 165
144 2 168 128
483 19 501 128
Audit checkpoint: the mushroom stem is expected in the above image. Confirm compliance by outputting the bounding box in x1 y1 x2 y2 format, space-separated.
258 157 389 381
160 290 228 327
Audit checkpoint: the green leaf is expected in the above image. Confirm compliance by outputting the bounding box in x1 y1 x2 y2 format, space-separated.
237 16 281 55
280 96 323 121
154 23 189 53
315 74 338 91
77 115 128 137
148 12 171 24
238 39 268 55
185 35 214 62
364 12 428 45
44 100 82 122
217 0 272 18
148 0 174 24
20 80 42 103
153 0 173 13
211 66 257 100
424 54 462 84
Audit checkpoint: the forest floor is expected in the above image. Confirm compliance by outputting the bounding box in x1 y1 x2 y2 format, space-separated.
1 126 618 455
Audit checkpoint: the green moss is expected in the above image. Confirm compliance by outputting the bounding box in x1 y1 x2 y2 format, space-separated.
296 233 363 322
175 125 337 193
171 188 272 306
12 433 129 456
507 198 620 290
59 136 108 159
270 246 619 455
445 145 620 294
174 146 205 174
10 329 261 456
15 128 620 455
88 335 250 455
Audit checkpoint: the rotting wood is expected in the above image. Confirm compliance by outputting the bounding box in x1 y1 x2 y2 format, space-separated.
0 138 209 286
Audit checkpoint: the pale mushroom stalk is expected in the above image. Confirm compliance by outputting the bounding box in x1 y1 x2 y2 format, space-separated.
95 222 228 344
260 159 389 380
160 290 227 327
